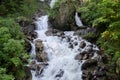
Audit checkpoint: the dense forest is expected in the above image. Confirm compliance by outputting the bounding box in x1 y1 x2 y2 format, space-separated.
77 0 120 79
0 0 38 80
0 0 120 80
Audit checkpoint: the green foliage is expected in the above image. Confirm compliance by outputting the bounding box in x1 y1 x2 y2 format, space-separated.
83 32 96 39
0 0 37 79
0 0 38 18
0 18 27 80
79 0 120 78
48 0 67 18
20 0 38 18
0 68 14 80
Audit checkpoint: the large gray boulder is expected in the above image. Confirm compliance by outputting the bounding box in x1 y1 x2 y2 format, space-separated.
49 0 77 31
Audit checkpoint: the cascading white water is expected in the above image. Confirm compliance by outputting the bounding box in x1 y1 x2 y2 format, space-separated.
75 12 83 27
50 0 57 8
30 14 99 80
29 1 99 80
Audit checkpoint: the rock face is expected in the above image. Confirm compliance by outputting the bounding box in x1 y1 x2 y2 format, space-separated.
50 0 76 31
24 66 32 80
35 39 48 62
25 39 31 52
81 59 97 70
80 51 109 80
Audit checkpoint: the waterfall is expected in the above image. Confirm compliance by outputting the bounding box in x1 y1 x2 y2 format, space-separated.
50 0 57 8
29 1 99 80
75 12 83 27
29 14 99 80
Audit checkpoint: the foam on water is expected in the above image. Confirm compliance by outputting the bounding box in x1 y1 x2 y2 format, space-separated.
30 15 99 80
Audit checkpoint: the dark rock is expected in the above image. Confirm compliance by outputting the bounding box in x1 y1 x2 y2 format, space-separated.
29 60 36 70
81 59 97 70
36 51 48 62
85 45 93 52
93 66 106 78
101 54 109 64
56 32 64 37
75 51 89 60
68 43 74 49
35 39 43 51
25 39 31 52
82 70 92 80
74 42 78 46
31 32 38 39
75 53 82 60
35 64 44 76
22 24 36 35
52 29 59 33
66 36 71 42
18 19 30 27
80 41 86 48
24 66 32 80
45 30 53 36
55 69 64 78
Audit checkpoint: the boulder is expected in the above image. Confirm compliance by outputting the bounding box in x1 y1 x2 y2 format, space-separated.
25 39 31 52
75 51 89 60
45 29 53 36
82 70 92 80
35 39 43 51
56 32 64 37
68 43 74 49
29 60 36 70
79 41 86 48
74 42 78 46
50 0 76 31
24 66 32 80
81 59 97 70
75 53 82 60
36 51 48 62
22 24 36 36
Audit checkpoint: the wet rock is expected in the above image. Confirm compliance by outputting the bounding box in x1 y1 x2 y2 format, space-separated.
68 43 74 49
85 45 93 52
66 36 71 42
101 54 109 64
24 66 32 80
81 59 97 70
75 51 89 60
29 60 36 70
52 29 59 33
35 39 43 51
79 41 86 48
31 32 38 39
36 51 48 62
45 29 53 36
25 39 31 52
93 66 107 80
35 64 44 76
18 18 29 27
55 69 64 78
50 0 76 31
75 53 82 60
22 24 36 35
56 32 64 37
74 42 78 46
82 70 92 80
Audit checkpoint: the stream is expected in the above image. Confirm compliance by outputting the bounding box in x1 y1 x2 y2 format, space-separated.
29 0 99 80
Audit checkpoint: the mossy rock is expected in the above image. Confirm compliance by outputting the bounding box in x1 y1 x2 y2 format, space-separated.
49 0 77 31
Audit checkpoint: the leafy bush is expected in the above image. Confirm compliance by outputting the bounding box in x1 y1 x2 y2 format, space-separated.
0 18 28 80
79 0 120 79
